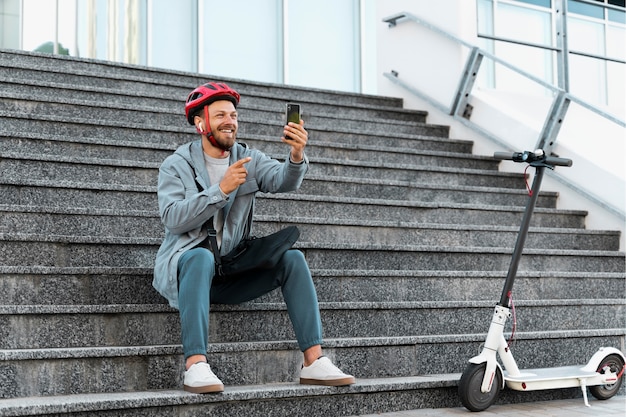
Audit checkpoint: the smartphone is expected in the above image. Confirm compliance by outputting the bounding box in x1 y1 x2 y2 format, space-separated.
286 103 301 125
285 103 301 140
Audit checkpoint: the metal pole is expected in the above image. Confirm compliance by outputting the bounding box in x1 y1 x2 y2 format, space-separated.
555 0 570 91
54 0 59 54
499 165 545 307
282 0 288 84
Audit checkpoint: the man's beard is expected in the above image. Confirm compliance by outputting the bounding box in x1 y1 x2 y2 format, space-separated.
213 131 236 149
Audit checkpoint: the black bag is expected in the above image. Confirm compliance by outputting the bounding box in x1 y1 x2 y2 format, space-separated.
217 225 300 277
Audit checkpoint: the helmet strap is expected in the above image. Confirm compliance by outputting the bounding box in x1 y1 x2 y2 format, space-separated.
201 105 231 152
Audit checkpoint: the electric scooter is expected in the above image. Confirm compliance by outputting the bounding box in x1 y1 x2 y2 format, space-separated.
457 149 626 412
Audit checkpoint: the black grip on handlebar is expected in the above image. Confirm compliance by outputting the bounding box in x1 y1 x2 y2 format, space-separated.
493 152 516 161
544 156 573 167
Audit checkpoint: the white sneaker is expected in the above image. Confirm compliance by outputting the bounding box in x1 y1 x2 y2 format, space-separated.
183 362 224 393
300 356 356 386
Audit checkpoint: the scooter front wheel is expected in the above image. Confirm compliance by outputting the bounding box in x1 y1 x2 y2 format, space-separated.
589 354 625 400
458 362 502 412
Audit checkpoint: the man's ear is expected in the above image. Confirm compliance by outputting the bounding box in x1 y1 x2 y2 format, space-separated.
194 115 204 131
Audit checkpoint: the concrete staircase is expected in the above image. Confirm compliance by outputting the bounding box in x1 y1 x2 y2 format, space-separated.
0 49 624 416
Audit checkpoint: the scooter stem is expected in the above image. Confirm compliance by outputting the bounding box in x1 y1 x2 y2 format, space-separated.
499 165 546 307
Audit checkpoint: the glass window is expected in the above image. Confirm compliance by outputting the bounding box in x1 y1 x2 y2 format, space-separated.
568 0 604 19
608 8 626 23
478 0 495 34
494 3 554 90
476 0 555 94
22 0 57 51
606 60 625 114
567 15 605 57
22 0 76 55
119 0 147 65
148 0 196 72
286 0 360 92
515 0 551 8
77 0 113 60
0 0 20 49
199 0 281 84
76 0 145 64
497 2 552 46
606 24 626 59
568 53 606 105
564 16 609 106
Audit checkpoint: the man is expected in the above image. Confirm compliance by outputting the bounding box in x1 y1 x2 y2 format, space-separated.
153 82 355 393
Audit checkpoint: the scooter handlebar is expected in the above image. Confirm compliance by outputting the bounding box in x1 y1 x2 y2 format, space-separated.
493 152 519 161
494 151 572 167
545 156 573 167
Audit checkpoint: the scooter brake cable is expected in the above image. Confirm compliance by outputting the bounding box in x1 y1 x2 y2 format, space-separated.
524 165 533 197
507 290 517 349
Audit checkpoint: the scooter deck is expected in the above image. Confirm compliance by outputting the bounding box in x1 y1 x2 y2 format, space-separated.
503 365 605 403
504 365 596 382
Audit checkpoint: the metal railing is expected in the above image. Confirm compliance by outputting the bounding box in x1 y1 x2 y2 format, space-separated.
382 10 625 221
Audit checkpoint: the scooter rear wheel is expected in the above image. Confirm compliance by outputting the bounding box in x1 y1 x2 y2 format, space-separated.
458 362 502 412
589 354 625 400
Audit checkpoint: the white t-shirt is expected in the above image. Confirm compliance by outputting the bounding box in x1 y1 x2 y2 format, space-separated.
203 153 230 248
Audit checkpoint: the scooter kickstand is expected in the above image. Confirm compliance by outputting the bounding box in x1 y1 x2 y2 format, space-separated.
579 378 590 407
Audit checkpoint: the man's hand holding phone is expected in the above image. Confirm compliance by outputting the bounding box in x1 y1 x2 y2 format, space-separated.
283 103 307 163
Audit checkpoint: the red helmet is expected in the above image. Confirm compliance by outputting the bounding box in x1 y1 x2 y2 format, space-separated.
184 82 240 125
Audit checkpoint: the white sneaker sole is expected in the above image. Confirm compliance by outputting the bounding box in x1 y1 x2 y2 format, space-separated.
183 382 225 394
300 376 356 386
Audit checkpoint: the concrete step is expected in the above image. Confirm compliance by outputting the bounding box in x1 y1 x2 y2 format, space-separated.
1 234 622 272
239 136 475 164
254 194 588 228
2 268 623 306
0 88 448 145
0 177 558 215
0 128 471 161
0 77 424 121
0 74 450 148
1 299 623 350
1 127 470 164
0 207 618 250
0 375 459 417
254 216 619 250
0 179 588 227
0 330 621 399
295 171 528 193
0 130 519 186
0 92 445 139
0 110 190 146
0 172 554 211
276 270 626 303
0 132 484 181
0 376 463 417
0 374 607 417
295 180 558 207
0 152 495 186
0 49 408 110
299 243 625 273
0 164 532 210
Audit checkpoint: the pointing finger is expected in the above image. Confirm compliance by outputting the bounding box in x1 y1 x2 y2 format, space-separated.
233 157 252 167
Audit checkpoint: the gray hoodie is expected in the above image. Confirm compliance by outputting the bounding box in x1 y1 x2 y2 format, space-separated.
153 139 308 308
